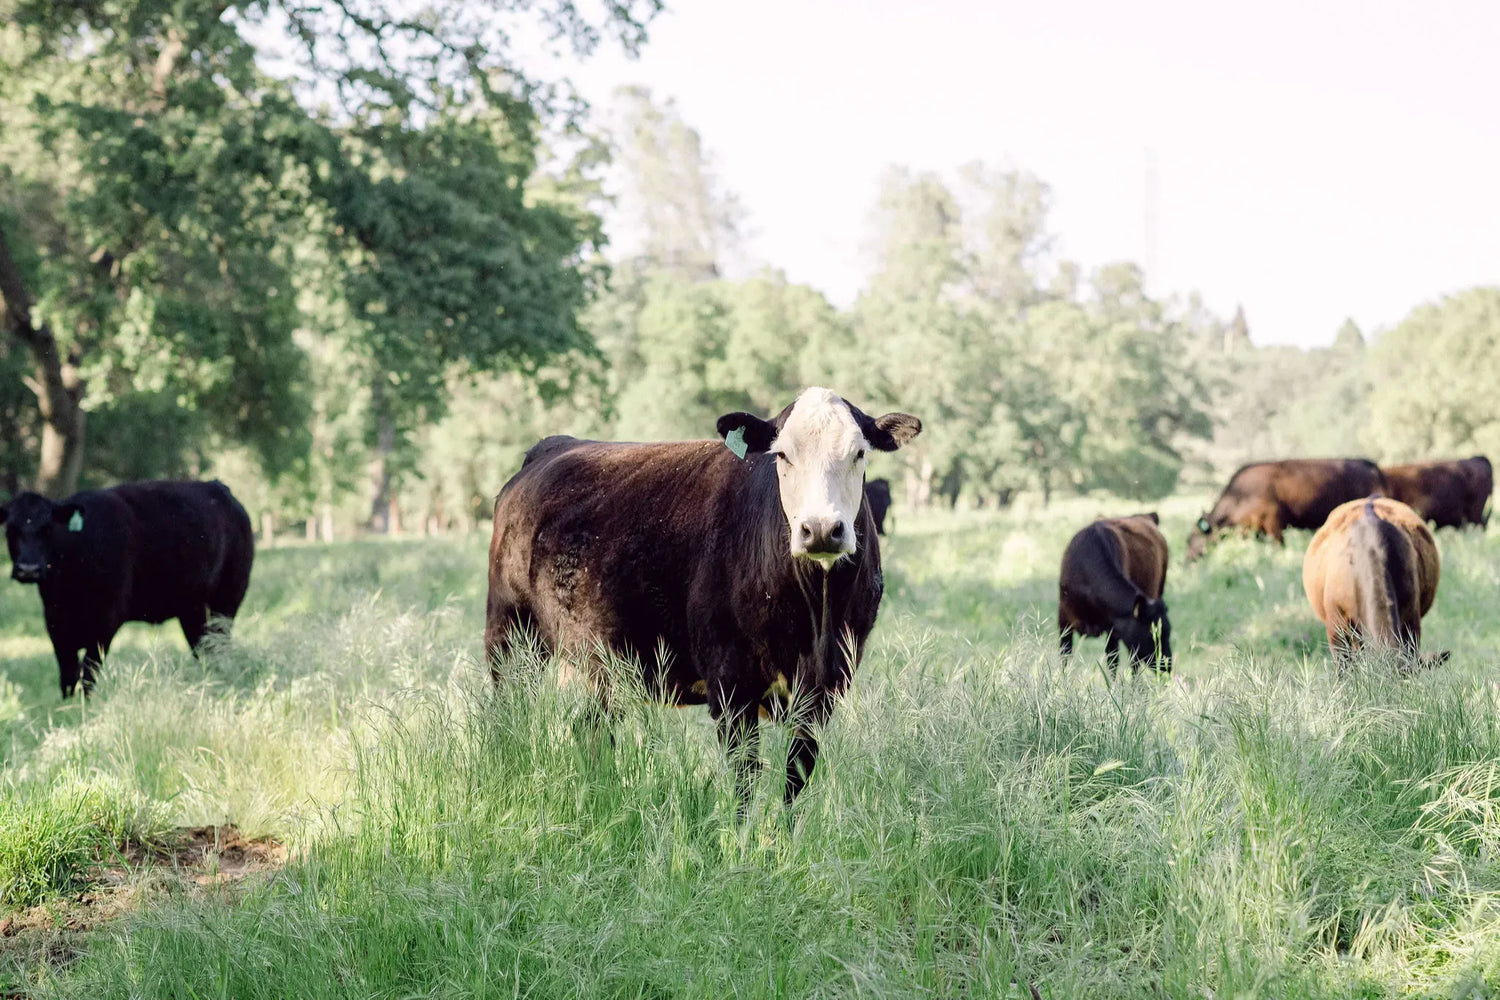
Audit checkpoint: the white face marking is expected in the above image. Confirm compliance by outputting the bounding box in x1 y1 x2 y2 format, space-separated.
769 387 870 568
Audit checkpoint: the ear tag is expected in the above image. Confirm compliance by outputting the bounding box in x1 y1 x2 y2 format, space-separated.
1196 517 1211 533
724 426 748 460
68 510 84 533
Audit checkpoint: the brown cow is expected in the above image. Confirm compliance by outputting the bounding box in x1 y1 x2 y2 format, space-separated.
484 387 921 806
1058 513 1171 674
1186 458 1386 561
1302 496 1445 667
1380 456 1492 529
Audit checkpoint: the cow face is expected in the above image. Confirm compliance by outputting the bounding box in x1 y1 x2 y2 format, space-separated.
0 493 82 584
1112 596 1172 670
1185 515 1213 562
717 388 921 568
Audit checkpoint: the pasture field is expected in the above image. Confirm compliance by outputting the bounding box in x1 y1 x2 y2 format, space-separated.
2 499 1500 997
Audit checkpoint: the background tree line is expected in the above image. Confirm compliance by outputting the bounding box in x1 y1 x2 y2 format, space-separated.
2 2 1495 538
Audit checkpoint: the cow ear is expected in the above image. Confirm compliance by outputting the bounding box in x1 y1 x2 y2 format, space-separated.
1146 512 1160 524
867 412 922 452
51 503 80 526
715 412 778 454
0 505 7 525
1132 595 1147 620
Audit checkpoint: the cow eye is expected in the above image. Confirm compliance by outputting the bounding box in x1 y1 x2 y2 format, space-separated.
774 451 788 464
855 449 866 462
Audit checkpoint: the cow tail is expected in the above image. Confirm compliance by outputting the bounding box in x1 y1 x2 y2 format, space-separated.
1350 501 1400 649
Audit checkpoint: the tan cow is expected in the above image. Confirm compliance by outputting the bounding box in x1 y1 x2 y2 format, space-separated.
1302 496 1445 667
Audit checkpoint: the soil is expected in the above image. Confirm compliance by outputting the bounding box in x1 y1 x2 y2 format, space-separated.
0 825 286 998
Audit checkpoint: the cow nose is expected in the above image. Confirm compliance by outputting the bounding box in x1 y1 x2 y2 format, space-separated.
12 563 43 581
797 517 849 555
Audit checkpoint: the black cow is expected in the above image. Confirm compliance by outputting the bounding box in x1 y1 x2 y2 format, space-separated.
865 478 893 535
484 387 921 805
1 480 255 697
1381 456 1492 530
1058 513 1172 674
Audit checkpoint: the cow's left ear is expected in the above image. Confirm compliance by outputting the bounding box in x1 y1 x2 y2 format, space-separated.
1145 511 1160 524
866 412 922 452
715 412 778 455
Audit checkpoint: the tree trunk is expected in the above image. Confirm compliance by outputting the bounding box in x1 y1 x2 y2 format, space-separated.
367 400 395 533
320 502 335 542
0 227 86 497
260 511 276 548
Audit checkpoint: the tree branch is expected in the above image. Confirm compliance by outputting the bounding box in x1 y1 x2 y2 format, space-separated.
151 26 185 103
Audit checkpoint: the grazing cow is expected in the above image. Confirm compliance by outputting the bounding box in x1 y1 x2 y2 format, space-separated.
1058 513 1172 674
1302 496 1444 667
1186 458 1386 561
1380 456 1492 530
484 387 921 805
0 480 254 697
865 478 893 535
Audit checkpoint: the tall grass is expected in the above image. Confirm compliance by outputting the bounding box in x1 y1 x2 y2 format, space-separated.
1 503 1499 996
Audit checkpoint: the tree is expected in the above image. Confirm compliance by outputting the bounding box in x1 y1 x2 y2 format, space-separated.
1366 287 1500 460
0 0 661 504
607 86 741 281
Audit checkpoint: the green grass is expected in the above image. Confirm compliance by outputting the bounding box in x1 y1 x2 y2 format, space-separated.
3 500 1500 997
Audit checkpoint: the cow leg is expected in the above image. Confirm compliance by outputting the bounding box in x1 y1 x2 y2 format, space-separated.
484 605 538 685
1327 622 1355 673
1058 621 1076 660
179 604 209 654
80 636 111 697
51 636 83 699
712 697 762 815
784 694 834 805
1104 634 1121 678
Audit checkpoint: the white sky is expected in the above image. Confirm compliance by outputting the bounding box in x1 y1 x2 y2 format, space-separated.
558 0 1500 347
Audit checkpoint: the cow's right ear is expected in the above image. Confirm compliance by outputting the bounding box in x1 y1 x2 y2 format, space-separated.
715 412 778 454
1145 512 1160 524
51 503 81 526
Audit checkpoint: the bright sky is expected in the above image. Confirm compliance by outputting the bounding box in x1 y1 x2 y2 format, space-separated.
560 0 1500 347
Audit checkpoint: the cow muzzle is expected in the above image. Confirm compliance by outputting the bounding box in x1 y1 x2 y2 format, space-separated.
11 563 44 583
792 516 854 565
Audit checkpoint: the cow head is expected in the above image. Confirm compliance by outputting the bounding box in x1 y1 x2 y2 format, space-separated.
0 492 83 584
1114 595 1172 670
1185 514 1214 562
717 388 921 568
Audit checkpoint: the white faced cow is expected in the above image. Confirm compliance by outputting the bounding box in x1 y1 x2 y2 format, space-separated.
484 387 921 805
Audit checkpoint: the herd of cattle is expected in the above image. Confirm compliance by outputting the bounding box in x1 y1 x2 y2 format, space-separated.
1070 455 1489 674
0 388 1489 806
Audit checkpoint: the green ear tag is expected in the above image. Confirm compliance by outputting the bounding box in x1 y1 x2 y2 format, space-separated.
724 426 748 459
68 510 83 533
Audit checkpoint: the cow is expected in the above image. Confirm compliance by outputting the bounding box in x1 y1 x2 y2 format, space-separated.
1380 456 1492 530
0 480 254 698
865 478 893 535
1186 458 1386 561
484 387 921 807
1302 496 1445 668
1058 513 1172 675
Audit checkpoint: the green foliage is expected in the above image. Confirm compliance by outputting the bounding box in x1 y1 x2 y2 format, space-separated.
1366 287 1500 460
0 774 143 908
0 0 654 500
848 168 1212 505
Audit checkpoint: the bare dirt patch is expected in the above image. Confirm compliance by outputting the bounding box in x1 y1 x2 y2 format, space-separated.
0 825 285 997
